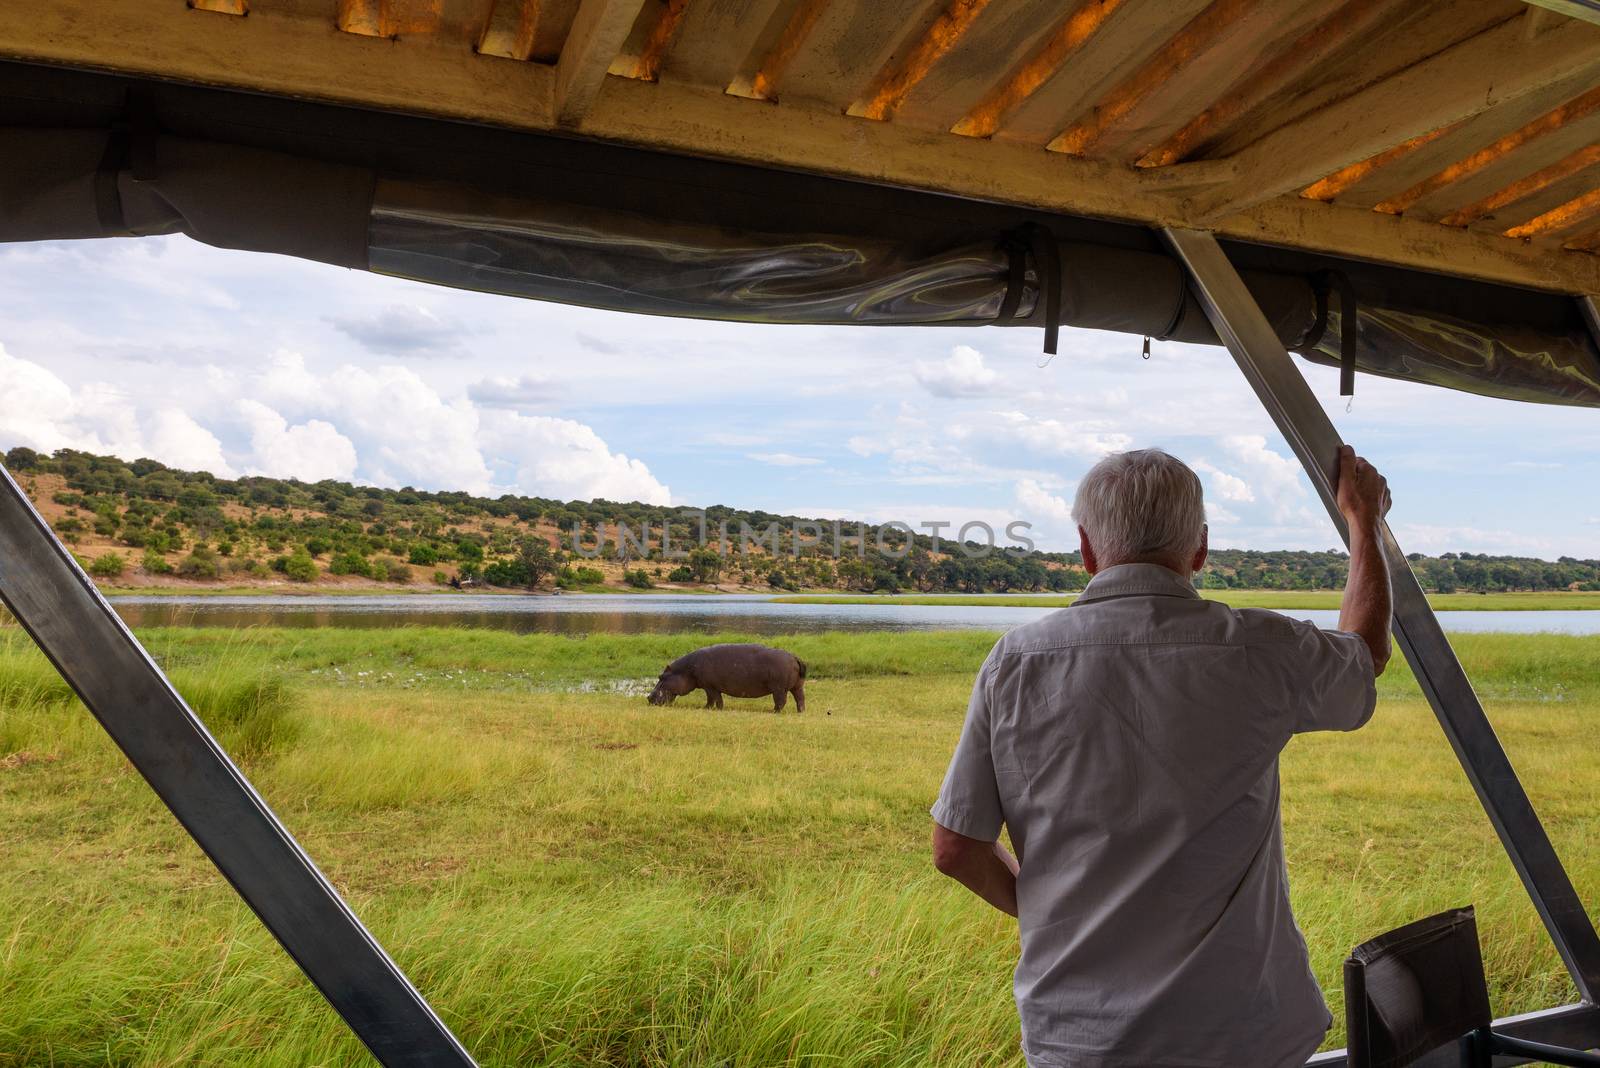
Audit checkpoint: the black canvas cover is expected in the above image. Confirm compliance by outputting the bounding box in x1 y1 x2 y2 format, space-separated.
2 62 1598 407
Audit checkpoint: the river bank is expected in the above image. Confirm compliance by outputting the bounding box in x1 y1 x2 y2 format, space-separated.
94 584 1600 611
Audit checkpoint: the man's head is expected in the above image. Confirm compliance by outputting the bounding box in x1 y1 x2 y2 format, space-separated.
1073 449 1208 576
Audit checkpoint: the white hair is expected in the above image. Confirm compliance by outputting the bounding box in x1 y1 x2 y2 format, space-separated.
1072 449 1205 566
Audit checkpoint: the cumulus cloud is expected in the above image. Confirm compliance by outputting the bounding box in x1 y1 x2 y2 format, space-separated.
328 304 464 356
1015 478 1075 525
748 452 822 467
236 400 358 483
1218 435 1306 519
0 342 668 504
143 409 235 477
914 345 1001 398
241 353 668 503
1191 459 1256 503
0 344 237 476
480 411 670 504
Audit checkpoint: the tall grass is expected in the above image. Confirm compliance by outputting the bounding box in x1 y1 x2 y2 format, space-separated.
0 631 298 763
1 627 1595 1065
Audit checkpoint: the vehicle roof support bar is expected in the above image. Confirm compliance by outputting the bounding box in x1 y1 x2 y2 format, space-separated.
0 462 477 1068
1164 227 1600 1065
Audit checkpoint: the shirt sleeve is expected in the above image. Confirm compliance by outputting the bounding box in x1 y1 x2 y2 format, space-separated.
930 650 1005 840
1279 618 1378 734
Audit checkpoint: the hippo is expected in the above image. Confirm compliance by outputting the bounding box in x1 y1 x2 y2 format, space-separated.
647 643 815 714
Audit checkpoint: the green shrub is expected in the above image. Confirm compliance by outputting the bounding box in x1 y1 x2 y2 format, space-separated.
626 568 654 589
329 551 372 577
283 552 318 583
89 553 126 578
667 566 694 583
177 546 221 580
557 565 606 589
381 559 412 583
409 544 439 565
228 557 272 579
304 536 332 557
433 570 450 585
141 549 173 575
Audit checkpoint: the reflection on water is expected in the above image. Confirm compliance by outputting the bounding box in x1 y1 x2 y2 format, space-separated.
106 593 1600 636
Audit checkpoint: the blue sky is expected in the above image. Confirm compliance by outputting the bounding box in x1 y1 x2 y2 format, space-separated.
0 235 1596 557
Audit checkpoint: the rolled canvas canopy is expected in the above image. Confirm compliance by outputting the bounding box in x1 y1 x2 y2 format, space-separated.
2 61 1599 406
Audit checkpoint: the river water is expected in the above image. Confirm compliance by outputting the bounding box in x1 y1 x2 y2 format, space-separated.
106 593 1600 636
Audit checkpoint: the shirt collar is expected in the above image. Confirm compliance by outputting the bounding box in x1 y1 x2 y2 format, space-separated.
1072 562 1201 605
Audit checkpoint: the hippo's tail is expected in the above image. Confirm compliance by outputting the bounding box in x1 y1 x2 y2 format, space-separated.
795 656 808 680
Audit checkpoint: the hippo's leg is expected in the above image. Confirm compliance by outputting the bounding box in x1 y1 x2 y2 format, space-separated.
791 683 806 714
703 687 721 710
771 688 788 713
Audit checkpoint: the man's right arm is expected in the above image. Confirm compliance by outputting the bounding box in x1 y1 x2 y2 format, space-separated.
1335 444 1392 677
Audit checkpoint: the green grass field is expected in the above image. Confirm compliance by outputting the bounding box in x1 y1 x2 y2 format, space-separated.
1 626 1596 1066
774 589 1600 610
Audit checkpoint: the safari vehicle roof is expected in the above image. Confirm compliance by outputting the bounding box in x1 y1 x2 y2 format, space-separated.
2 0 1600 404
5 0 1599 292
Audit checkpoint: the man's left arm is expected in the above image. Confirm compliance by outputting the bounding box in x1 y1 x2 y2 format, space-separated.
930 652 1019 918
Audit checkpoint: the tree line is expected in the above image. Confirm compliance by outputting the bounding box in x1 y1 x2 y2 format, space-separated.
8 446 1597 594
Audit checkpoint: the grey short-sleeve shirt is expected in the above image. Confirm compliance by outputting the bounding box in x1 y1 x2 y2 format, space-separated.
932 564 1376 1068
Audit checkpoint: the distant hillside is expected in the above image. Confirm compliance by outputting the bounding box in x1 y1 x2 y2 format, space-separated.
5 446 1597 595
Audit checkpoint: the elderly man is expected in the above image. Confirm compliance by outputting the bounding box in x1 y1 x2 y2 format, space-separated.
931 446 1392 1068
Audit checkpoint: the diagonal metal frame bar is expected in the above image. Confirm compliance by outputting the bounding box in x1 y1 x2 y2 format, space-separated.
1163 228 1600 1061
0 463 477 1067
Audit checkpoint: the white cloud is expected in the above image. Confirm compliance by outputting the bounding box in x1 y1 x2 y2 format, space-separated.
480 410 669 504
468 374 561 410
0 341 668 504
328 304 464 356
1388 522 1565 557
0 344 235 475
1218 435 1306 519
143 409 236 478
914 345 1001 398
747 452 823 467
1015 478 1075 525
236 400 357 483
991 410 1132 459
0 343 94 453
1191 459 1255 503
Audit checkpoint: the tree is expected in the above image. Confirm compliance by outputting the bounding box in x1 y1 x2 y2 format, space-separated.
688 546 723 583
90 553 126 578
517 535 558 590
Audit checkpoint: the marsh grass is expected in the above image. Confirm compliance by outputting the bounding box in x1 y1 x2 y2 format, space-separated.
0 626 1596 1065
